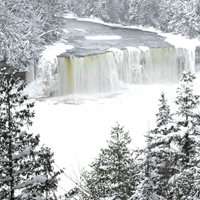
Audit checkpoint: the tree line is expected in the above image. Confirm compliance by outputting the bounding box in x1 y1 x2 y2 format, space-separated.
65 71 200 200
0 0 66 68
66 0 200 37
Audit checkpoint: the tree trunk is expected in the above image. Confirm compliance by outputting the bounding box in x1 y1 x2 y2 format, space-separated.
7 93 14 200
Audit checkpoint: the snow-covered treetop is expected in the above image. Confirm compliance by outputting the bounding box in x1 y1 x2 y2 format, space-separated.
0 0 66 68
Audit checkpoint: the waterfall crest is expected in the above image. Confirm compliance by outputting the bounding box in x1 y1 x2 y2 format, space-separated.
57 47 195 95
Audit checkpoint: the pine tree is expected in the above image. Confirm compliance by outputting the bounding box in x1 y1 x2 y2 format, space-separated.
82 123 138 200
156 92 173 127
131 136 165 200
0 0 66 68
0 66 60 200
142 93 178 199
175 71 200 166
21 146 61 200
169 71 200 199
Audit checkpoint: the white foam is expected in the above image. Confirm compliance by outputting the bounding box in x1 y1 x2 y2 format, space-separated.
74 28 87 33
85 35 122 40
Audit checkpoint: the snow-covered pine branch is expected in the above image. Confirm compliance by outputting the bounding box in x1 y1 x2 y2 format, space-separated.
0 66 61 200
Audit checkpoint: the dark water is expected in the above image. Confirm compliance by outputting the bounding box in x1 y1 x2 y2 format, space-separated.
62 18 172 57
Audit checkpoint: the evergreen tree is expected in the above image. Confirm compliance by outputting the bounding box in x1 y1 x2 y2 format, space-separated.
0 0 66 68
0 66 61 200
175 72 200 166
169 71 200 199
82 124 138 200
156 92 172 127
143 93 177 199
131 136 165 200
67 0 200 37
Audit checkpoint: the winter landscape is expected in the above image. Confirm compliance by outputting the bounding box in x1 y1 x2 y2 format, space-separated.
1 1 200 199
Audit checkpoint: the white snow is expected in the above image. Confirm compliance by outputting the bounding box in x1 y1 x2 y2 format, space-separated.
85 35 122 40
32 84 177 192
39 42 74 63
12 146 32 160
138 46 150 52
163 34 200 49
74 28 87 33
25 42 74 97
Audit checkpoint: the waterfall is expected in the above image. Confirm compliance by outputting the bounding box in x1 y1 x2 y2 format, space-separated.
196 47 200 71
57 51 120 95
57 46 196 95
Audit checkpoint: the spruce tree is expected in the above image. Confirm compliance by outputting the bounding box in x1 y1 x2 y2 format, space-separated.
82 124 138 200
0 66 60 200
131 139 155 200
143 93 177 199
169 71 200 199
175 71 200 165
131 136 165 200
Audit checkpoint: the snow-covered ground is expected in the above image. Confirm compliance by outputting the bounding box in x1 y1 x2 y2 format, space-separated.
31 84 177 192
31 73 200 193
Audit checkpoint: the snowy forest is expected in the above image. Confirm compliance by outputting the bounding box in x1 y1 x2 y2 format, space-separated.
1 0 200 67
0 0 66 68
1 0 200 200
67 0 200 37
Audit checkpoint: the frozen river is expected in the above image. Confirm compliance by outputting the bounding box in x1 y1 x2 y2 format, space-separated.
62 18 172 56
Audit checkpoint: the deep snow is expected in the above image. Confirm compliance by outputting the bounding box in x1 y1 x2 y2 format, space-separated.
31 84 177 192
31 74 200 193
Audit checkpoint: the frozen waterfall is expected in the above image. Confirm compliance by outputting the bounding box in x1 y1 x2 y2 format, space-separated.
57 46 195 95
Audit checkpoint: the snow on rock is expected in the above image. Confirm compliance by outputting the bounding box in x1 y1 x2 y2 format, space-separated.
26 42 74 97
163 34 200 49
39 43 74 70
64 13 107 25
